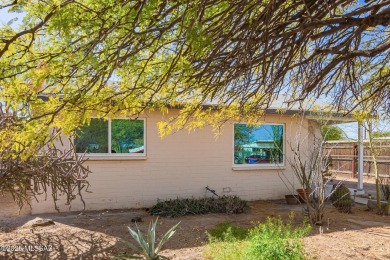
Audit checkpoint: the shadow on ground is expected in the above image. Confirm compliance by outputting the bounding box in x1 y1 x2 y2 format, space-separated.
1 199 389 259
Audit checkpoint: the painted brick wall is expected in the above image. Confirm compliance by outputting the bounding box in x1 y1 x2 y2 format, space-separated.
31 111 315 214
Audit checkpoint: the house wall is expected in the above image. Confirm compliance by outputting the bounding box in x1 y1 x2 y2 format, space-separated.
31 110 315 214
0 192 31 218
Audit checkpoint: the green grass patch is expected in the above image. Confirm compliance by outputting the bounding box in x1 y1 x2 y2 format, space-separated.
204 240 250 260
245 215 311 260
207 222 248 242
204 222 249 260
149 196 248 218
204 213 311 260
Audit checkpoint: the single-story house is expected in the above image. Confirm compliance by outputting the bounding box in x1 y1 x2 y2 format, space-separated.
31 106 357 214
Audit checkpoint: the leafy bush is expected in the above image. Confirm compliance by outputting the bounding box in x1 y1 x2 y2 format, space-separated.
203 240 249 260
330 184 353 213
119 217 180 260
245 215 311 260
149 196 247 217
207 222 248 242
203 213 311 260
204 223 249 260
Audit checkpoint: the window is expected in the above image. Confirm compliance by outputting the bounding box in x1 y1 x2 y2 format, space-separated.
234 123 284 166
75 118 145 156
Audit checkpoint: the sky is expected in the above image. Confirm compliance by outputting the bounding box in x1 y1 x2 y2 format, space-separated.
0 8 24 27
335 122 358 140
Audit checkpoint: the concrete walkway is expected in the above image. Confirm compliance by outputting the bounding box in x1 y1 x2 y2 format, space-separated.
353 196 368 205
332 173 379 197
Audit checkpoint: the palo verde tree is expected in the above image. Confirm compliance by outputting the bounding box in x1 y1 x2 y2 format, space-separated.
354 110 390 215
1 0 390 208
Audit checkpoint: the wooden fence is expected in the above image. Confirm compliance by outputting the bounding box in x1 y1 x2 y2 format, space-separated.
324 139 390 178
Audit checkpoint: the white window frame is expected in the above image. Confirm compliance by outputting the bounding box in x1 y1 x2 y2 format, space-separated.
76 117 147 160
232 122 285 170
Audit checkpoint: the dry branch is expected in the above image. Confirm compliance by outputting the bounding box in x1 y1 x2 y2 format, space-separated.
0 113 90 212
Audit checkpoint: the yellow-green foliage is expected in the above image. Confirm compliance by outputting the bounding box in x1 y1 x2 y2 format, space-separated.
204 240 250 260
1 0 386 162
204 214 311 260
207 222 248 242
204 223 249 260
0 0 274 161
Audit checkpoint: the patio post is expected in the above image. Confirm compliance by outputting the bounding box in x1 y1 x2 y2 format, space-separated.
357 122 364 194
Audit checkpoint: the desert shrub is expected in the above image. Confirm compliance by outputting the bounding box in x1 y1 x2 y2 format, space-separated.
207 222 248 242
203 214 311 260
379 177 390 201
203 240 249 260
149 196 247 217
204 223 249 260
245 215 311 260
330 184 353 213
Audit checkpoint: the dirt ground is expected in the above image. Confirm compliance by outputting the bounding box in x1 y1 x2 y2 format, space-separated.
1 173 388 260
1 198 389 260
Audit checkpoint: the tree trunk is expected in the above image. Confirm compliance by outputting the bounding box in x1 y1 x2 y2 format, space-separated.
367 130 382 213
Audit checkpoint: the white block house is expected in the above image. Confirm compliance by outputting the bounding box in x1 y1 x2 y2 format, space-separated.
31 108 355 214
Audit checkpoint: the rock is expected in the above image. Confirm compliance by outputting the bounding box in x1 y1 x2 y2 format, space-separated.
367 199 388 212
31 218 55 227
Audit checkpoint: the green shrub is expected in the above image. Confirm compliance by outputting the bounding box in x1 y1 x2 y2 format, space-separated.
149 196 247 217
207 222 248 242
245 215 311 260
203 240 249 260
204 222 249 260
203 213 311 260
330 184 353 213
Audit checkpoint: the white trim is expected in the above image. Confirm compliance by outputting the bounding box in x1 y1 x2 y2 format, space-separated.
76 117 146 159
232 122 286 168
83 155 147 161
233 166 286 171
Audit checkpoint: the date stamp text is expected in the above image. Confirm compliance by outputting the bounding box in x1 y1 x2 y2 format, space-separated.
0 244 53 252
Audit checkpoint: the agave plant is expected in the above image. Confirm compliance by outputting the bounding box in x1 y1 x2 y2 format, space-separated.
120 217 180 260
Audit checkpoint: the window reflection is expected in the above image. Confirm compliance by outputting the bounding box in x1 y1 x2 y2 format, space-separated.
75 119 108 153
111 119 144 154
75 118 145 154
234 124 284 165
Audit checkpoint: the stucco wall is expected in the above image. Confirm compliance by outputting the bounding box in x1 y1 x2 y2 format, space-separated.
0 192 31 218
31 111 315 214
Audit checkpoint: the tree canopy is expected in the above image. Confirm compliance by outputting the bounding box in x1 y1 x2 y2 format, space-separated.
321 125 344 141
1 0 390 208
1 1 390 135
372 131 390 138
